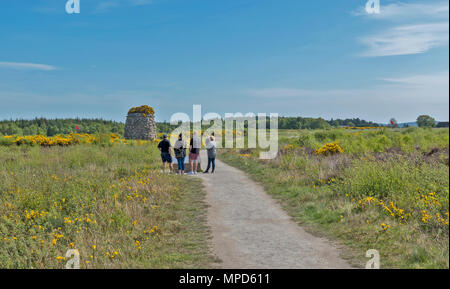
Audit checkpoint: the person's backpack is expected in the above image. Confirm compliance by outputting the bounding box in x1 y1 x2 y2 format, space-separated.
174 146 186 158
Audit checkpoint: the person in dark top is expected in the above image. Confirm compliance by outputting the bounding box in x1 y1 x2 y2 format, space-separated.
174 133 187 175
157 134 173 173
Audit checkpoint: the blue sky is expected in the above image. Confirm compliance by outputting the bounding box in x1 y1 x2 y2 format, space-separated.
0 0 448 123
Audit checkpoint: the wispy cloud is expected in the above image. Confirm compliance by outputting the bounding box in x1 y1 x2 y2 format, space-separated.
382 71 449 87
360 22 449 57
129 0 154 6
355 1 449 57
94 1 120 13
242 71 449 122
94 0 154 13
244 71 449 105
0 62 57 71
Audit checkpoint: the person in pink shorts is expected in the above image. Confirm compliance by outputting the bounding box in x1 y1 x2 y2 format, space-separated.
188 132 201 175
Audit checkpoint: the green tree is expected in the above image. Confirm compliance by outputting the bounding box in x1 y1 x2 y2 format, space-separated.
417 115 436 128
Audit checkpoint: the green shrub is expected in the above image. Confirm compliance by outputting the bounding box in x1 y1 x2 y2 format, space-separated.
0 137 14 146
297 132 317 148
337 157 449 204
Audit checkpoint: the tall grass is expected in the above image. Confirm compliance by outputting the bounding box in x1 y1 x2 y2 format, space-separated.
220 128 449 268
0 143 214 268
286 127 449 154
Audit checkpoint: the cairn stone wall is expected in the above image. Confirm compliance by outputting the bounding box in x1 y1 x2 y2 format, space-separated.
124 113 157 140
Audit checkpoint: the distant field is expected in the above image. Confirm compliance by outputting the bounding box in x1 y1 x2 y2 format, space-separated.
0 138 214 269
219 127 449 268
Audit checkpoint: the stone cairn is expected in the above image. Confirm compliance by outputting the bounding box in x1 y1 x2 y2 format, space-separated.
124 105 157 140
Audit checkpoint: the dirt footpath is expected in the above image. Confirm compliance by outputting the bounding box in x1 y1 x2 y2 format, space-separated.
197 150 352 269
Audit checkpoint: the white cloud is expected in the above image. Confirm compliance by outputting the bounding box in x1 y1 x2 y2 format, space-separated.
382 71 449 87
245 71 449 101
243 71 449 122
355 1 449 57
0 62 57 71
95 0 154 12
130 0 153 6
360 22 449 56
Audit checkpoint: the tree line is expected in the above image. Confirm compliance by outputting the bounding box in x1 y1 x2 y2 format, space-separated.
0 117 385 137
0 118 178 136
278 117 380 129
0 118 125 136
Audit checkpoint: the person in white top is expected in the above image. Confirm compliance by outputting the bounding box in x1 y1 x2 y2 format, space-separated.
204 136 217 174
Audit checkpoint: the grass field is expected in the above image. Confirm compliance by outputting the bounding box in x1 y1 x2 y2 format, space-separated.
0 139 214 269
219 127 449 268
1 128 448 269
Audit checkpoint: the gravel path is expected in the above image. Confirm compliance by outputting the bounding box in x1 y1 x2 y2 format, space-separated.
197 150 351 269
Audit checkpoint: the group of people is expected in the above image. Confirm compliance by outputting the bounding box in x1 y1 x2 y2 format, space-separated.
157 132 217 175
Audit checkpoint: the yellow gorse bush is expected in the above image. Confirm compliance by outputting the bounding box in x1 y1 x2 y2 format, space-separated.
341 126 382 130
283 144 295 151
128 105 155 116
2 133 129 147
355 192 449 227
357 196 411 222
155 130 243 140
315 142 344 156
